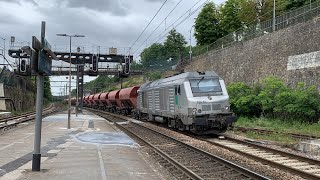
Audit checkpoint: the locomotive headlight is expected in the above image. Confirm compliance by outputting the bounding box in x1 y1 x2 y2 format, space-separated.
197 109 202 113
221 106 229 112
222 106 229 112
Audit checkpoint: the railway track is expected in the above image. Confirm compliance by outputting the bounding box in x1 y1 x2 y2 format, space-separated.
88 108 320 179
88 108 268 180
0 104 59 130
202 136 320 180
234 126 320 140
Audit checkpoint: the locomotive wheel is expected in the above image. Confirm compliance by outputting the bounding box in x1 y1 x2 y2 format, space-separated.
177 119 185 131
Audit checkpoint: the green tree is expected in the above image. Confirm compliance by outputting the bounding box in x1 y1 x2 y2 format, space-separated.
238 0 257 26
284 0 311 11
163 29 187 61
44 76 52 101
194 2 225 45
130 61 144 70
83 75 119 93
220 0 242 33
140 43 166 68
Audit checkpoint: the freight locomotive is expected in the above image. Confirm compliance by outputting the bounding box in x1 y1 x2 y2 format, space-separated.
82 71 237 134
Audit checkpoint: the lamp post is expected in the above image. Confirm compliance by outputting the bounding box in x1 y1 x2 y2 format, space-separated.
189 25 194 62
0 37 5 58
273 0 276 31
56 34 85 129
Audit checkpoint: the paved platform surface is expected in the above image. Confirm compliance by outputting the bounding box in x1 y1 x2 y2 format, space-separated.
0 110 162 180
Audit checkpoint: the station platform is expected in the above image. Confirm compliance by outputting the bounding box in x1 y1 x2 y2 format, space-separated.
0 110 162 180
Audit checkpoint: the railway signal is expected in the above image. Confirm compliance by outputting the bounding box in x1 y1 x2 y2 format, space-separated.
124 55 130 75
88 54 98 76
20 59 27 73
92 55 98 72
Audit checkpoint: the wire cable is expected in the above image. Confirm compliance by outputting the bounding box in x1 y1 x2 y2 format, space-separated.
128 0 168 53
133 0 184 53
132 0 207 57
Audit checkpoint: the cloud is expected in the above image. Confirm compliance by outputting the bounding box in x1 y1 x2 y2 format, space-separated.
0 0 227 95
0 0 38 6
65 0 129 16
144 0 166 2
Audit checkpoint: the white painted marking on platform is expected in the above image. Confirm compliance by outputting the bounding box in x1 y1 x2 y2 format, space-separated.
0 144 14 151
56 142 74 149
97 146 107 180
0 122 57 151
47 149 61 154
288 51 320 70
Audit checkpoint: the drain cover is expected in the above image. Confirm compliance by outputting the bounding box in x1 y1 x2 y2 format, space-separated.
75 132 134 145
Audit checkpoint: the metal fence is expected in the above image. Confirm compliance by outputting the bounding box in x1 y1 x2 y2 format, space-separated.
185 0 320 64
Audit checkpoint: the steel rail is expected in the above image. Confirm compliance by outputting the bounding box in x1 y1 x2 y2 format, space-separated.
234 126 320 140
201 136 320 180
0 105 53 123
87 108 269 180
0 104 59 130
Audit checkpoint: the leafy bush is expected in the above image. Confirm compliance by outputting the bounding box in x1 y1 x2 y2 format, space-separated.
257 76 288 117
274 83 320 122
227 82 261 117
145 71 161 81
228 77 320 123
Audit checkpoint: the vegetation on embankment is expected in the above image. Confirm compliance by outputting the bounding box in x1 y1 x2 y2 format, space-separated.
228 76 320 123
228 76 320 144
81 71 162 94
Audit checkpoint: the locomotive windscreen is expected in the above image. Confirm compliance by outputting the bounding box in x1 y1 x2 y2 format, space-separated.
189 78 222 94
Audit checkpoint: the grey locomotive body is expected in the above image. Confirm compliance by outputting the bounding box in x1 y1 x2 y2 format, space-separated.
137 71 236 134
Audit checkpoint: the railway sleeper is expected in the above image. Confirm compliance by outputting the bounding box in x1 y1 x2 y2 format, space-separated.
304 168 320 173
275 159 299 163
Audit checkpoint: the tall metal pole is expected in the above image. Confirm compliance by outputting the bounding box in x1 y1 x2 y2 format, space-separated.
2 38 5 59
273 0 276 31
310 0 312 10
32 75 44 171
0 37 5 58
32 21 45 171
189 27 192 62
57 33 84 120
189 25 194 62
75 64 78 117
68 36 71 129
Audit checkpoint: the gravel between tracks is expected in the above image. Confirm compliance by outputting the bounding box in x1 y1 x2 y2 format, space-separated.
139 122 304 180
225 131 320 161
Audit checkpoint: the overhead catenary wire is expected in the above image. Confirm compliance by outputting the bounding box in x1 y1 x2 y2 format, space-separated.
133 0 288 60
132 0 207 58
128 0 168 54
132 0 184 53
152 0 207 44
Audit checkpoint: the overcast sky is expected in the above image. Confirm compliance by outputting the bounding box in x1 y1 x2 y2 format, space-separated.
0 0 226 95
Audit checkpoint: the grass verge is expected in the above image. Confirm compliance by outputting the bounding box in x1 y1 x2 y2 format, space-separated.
231 117 320 145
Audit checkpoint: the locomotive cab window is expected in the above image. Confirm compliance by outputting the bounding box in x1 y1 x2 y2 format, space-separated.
189 78 222 94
